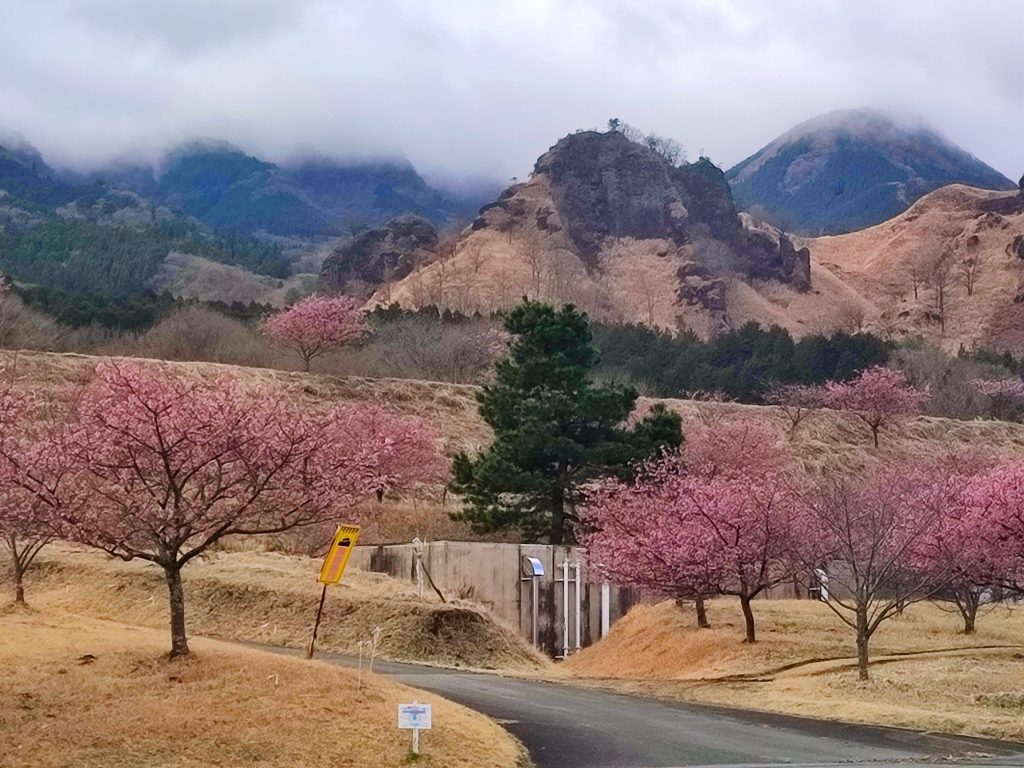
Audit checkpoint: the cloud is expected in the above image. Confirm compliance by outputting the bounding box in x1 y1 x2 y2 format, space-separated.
0 0 1021 181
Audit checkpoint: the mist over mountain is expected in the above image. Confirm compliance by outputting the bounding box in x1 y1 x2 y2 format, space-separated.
727 109 1016 235
79 140 483 239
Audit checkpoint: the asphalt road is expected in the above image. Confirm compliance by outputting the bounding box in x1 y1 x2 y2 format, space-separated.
303 651 1024 768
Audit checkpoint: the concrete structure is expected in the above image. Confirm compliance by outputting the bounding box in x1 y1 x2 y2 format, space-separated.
349 541 640 657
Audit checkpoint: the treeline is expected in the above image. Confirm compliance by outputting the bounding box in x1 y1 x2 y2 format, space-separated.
15 283 273 331
592 321 891 401
0 218 289 298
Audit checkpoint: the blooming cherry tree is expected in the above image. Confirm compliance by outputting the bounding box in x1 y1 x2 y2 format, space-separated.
973 377 1024 421
52 362 442 656
263 294 370 372
822 366 929 447
792 462 954 679
0 375 71 605
581 420 797 643
764 383 822 439
956 461 1024 596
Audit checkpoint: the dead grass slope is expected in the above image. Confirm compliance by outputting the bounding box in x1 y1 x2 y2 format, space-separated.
565 598 1024 742
10 348 1024 476
806 185 1024 351
20 546 547 672
0 609 529 768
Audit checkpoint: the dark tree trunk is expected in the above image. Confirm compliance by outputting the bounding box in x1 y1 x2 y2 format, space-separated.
164 565 190 657
856 607 870 680
956 590 980 635
695 596 710 629
9 542 26 604
549 488 565 545
871 425 880 448
739 594 756 643
14 565 24 604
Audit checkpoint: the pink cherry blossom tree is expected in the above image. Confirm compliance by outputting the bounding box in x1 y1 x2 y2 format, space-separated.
822 366 929 447
956 461 1024 597
792 462 955 679
263 294 370 372
50 362 443 657
764 383 822 439
905 454 1002 635
0 374 72 605
973 377 1024 421
581 420 798 643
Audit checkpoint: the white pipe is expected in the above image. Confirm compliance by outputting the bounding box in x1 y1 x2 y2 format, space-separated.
600 582 610 638
531 575 539 647
561 559 570 658
573 561 582 651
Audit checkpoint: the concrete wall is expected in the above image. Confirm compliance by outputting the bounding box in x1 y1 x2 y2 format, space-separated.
349 541 640 658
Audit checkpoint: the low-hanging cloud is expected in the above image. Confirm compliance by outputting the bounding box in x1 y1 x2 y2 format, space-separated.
0 0 1021 183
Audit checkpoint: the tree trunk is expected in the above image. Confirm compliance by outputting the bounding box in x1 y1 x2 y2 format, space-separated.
13 562 24 604
856 608 870 680
871 425 880 448
739 594 756 643
164 565 190 657
695 596 710 629
957 590 980 635
302 356 312 373
549 488 565 545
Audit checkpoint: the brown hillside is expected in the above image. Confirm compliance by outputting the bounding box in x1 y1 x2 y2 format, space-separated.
807 185 1024 351
9 348 1024 480
377 173 1024 352
373 131 810 336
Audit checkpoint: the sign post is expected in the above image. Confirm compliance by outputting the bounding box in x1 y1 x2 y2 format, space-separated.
398 701 432 755
306 524 361 659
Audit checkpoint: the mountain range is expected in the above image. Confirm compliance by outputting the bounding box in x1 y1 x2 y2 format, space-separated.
2 110 1023 352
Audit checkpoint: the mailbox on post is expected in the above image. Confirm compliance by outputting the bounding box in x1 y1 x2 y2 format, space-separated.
521 556 544 648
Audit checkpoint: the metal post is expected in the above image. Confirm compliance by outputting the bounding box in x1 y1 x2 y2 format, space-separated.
600 582 610 638
561 559 570 658
531 575 539 647
413 537 424 600
573 560 582 652
306 584 328 659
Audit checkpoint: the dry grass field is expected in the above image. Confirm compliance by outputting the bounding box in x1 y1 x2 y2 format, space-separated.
0 608 529 768
13 545 546 671
563 598 1024 741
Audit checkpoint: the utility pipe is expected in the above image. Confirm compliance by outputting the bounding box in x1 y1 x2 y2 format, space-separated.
573 560 582 652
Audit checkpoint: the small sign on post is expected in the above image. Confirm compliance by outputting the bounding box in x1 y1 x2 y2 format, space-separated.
319 524 361 585
306 524 361 659
398 701 432 755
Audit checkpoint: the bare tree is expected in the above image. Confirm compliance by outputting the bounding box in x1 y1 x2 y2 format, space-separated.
926 251 956 333
835 300 867 334
958 254 984 297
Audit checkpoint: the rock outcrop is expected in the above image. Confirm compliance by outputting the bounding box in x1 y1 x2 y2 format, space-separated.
321 214 438 296
514 131 809 286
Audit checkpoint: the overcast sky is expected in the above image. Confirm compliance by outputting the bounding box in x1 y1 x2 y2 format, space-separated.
1 0 1021 186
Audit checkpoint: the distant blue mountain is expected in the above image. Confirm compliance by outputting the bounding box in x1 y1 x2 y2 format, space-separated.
726 109 1016 234
90 141 482 239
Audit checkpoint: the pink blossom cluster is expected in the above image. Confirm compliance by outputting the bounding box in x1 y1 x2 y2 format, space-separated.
263 294 369 370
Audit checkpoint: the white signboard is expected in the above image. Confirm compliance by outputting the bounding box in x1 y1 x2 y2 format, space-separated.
398 702 432 731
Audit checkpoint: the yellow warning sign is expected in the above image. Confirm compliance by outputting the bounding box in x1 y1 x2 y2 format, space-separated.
318 524 361 584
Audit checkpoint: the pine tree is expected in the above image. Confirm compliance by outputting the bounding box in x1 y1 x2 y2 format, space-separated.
450 300 682 543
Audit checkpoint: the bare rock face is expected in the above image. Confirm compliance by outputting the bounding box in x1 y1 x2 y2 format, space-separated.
321 214 438 295
676 260 727 312
1008 235 1024 261
529 131 809 287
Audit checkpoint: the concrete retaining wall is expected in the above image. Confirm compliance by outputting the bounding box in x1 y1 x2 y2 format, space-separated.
349 540 640 657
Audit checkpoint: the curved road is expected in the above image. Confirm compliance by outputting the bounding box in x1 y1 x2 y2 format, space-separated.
265 645 1024 768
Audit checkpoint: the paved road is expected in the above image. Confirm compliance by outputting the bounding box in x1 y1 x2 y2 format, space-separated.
295 651 1024 768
